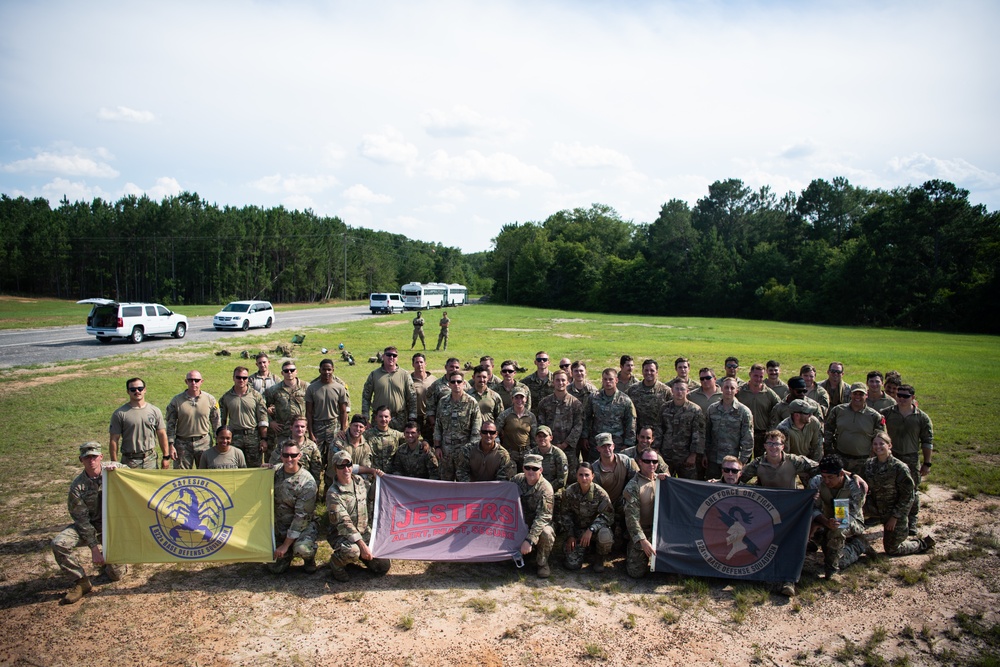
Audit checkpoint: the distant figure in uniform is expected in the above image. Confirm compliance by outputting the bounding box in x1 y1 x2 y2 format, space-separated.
436 311 451 351
411 311 426 350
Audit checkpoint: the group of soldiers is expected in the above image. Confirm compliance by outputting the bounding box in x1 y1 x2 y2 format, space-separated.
52 348 936 602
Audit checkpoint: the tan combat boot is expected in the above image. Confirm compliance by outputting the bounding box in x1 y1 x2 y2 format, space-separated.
60 576 93 605
536 558 550 579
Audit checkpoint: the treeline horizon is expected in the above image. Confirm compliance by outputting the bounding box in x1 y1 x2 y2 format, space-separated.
1 176 998 333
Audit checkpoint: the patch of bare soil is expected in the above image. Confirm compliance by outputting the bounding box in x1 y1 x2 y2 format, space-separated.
1 485 998 666
372 321 408 328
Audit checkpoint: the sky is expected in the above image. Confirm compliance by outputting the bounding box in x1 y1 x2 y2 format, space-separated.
1 1 998 253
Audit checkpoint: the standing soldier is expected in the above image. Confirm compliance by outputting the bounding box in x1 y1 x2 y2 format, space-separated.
765 360 789 399
825 383 886 474
411 352 437 443
361 346 417 430
586 368 637 462
250 352 281 396
109 377 171 469
515 454 556 578
468 365 504 424
51 443 126 604
433 371 482 481
270 440 318 574
704 377 754 480
659 381 706 480
537 370 584 469
435 310 450 351
736 363 780 458
627 359 671 449
776 399 824 460
880 383 933 535
496 387 537 470
521 351 554 414
799 364 831 420
496 359 531 411
411 311 426 350
560 463 615 573
623 449 669 578
165 370 221 469
689 367 723 414
666 356 699 391
821 361 851 408
219 366 268 468
305 359 350 475
365 406 404 475
264 360 307 460
326 450 391 582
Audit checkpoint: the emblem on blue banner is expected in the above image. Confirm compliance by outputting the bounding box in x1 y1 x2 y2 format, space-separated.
694 487 782 577
147 477 234 559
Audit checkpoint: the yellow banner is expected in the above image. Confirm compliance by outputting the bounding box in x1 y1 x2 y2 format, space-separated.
103 468 275 563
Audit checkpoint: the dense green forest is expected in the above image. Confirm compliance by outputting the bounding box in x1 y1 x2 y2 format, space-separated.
1 177 997 333
490 178 1000 333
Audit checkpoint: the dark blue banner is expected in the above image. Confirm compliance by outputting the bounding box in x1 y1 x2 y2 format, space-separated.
652 478 814 583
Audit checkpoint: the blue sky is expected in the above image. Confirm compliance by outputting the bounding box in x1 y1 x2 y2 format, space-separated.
2 0 997 252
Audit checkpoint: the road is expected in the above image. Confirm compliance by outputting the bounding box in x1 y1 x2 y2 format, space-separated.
0 306 374 369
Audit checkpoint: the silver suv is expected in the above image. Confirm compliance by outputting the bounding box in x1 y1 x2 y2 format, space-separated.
77 298 188 344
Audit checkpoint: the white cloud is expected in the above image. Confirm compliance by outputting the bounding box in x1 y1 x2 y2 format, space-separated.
342 184 392 204
3 151 118 178
38 178 112 203
97 106 155 123
550 142 632 170
323 143 347 167
434 186 466 203
283 195 318 212
424 150 555 187
122 177 182 200
421 106 518 139
248 173 339 195
359 127 419 166
888 153 1000 191
777 140 819 160
484 187 520 199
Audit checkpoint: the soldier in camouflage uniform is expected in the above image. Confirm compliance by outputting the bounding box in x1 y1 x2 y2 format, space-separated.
411 311 426 350
560 462 615 572
825 383 886 475
495 359 531 411
880 384 933 535
521 351 554 415
659 381 706 480
361 347 417 430
689 367 723 414
809 454 869 578
623 449 668 578
704 377 754 480
52 442 127 604
585 368 636 462
617 355 639 390
365 406 403 474
528 425 569 495
435 311 450 350
862 433 934 555
515 454 556 578
250 353 281 396
268 416 323 492
775 399 824 460
327 450 390 582
456 421 515 482
327 415 374 489
496 387 537 470
627 360 671 450
390 421 439 479
468 365 504 424
433 371 483 481
537 371 583 470
737 364 781 458
770 376 823 427
165 370 221 469
270 440 319 574
264 360 307 459
619 427 670 476
425 358 466 427
219 366 268 468
305 360 350 471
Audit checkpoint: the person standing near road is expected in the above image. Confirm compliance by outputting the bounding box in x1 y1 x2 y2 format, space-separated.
411 311 426 350
264 360 308 458
305 359 350 468
435 311 450 351
219 366 268 468
165 370 221 469
109 377 171 469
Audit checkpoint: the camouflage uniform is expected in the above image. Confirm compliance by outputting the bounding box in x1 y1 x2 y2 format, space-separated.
219 386 268 468
736 385 780 457
455 442 515 482
389 441 439 479
776 416 824 460
592 453 638 549
688 386 723 415
825 404 886 474
165 391 221 470
559 482 614 569
264 380 307 454
740 453 818 489
705 399 754 480
411 315 426 349
496 407 537 469
881 404 934 534
867 394 896 412
537 393 583 469
364 427 403 473
623 472 657 578
809 474 868 572
806 385 831 421
305 379 350 448
627 381 670 447
587 390 637 449
820 379 851 408
327 436 374 488
770 396 823 429
270 465 318 573
52 465 125 582
520 371 554 415
250 371 280 397
411 372 437 442
435 314 450 350
467 386 505 424
766 380 789 400
433 392 482 481
862 456 924 555
568 381 597 419
659 400 706 480
528 445 569 494
496 380 531 411
269 439 324 490
619 446 670 476
514 473 555 567
361 367 417 430
327 473 390 576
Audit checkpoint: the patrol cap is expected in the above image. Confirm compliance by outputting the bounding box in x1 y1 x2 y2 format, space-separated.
523 454 544 468
787 376 807 390
850 382 868 394
79 441 101 458
331 450 352 466
594 433 614 447
536 425 552 437
512 386 528 398
789 399 814 415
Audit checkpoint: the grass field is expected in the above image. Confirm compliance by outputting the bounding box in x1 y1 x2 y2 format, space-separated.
0 301 997 532
0 295 364 329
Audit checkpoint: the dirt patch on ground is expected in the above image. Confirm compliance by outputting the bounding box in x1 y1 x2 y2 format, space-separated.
372 320 408 328
1 483 998 666
549 319 594 324
492 328 546 333
554 333 591 339
610 322 685 329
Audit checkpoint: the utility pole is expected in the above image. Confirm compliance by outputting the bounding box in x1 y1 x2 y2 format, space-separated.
343 232 348 301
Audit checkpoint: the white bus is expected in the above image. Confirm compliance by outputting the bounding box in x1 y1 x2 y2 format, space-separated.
445 283 468 306
401 282 448 310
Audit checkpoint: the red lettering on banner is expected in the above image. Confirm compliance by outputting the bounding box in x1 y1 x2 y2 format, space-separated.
431 504 446 522
412 506 429 525
467 503 481 520
394 508 411 530
499 505 514 525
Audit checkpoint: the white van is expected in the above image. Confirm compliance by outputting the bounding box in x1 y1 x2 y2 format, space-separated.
370 293 404 314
